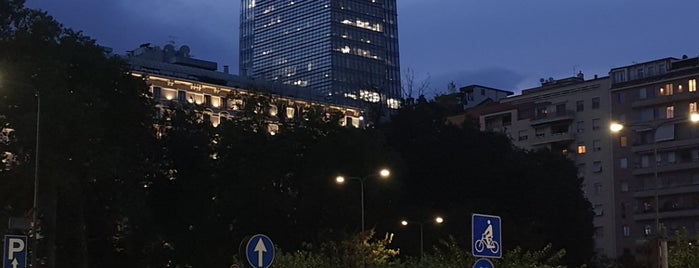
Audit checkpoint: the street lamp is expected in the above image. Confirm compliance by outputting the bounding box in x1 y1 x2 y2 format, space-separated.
610 113 699 268
1 73 41 268
400 216 444 257
335 168 390 232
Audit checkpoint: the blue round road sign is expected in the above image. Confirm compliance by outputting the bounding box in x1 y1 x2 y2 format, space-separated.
474 258 494 268
246 234 274 268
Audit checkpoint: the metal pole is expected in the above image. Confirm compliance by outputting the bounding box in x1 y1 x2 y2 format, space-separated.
359 178 365 232
419 223 424 258
653 127 668 268
31 90 40 268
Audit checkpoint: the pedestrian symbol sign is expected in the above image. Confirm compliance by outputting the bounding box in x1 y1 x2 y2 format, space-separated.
472 213 502 259
245 234 274 268
3 235 27 268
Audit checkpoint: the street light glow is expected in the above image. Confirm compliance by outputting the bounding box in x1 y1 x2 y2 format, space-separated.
435 216 444 224
401 220 408 226
335 176 345 184
691 112 699 122
379 168 390 178
609 122 624 132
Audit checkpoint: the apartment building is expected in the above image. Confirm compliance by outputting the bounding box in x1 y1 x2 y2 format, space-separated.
457 73 616 257
609 56 699 259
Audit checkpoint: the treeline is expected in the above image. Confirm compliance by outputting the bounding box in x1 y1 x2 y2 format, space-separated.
0 1 596 267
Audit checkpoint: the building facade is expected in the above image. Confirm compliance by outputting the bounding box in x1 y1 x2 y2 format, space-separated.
126 44 365 132
609 56 699 260
239 0 402 109
456 74 617 257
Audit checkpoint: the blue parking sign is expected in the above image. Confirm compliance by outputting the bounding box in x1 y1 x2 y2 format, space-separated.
472 213 502 259
3 235 27 268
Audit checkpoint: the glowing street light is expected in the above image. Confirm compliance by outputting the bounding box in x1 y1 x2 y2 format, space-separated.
335 168 391 232
400 216 444 257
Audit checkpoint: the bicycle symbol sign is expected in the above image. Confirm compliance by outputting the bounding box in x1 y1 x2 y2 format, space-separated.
472 213 502 259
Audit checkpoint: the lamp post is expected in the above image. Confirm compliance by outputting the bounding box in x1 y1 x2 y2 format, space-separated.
400 216 444 257
31 88 40 268
610 112 699 268
1 73 41 268
335 168 390 232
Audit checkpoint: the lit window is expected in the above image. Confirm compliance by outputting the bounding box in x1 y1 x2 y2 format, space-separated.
690 102 697 113
387 98 400 109
286 107 295 119
620 136 627 147
578 145 586 154
359 90 380 103
690 79 697 92
267 124 279 136
666 106 674 119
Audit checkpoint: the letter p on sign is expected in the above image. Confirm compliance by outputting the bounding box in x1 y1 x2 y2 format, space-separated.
7 238 24 260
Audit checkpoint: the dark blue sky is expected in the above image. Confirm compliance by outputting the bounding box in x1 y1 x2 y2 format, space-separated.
25 0 699 95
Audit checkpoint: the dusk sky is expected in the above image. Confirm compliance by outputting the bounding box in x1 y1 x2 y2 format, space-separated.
25 0 699 95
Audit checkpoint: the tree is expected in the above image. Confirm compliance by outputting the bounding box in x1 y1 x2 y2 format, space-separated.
379 100 594 266
0 1 156 267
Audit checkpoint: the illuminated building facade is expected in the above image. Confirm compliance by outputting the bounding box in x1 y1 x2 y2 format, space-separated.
126 44 365 133
239 0 402 110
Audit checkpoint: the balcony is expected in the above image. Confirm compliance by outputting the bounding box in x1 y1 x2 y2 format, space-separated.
632 91 699 108
632 160 699 175
633 208 699 221
530 110 575 126
633 184 699 198
631 136 699 153
531 131 576 145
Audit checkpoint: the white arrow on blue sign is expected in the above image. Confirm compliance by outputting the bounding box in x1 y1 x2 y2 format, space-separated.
3 235 27 268
245 234 274 268
472 213 502 259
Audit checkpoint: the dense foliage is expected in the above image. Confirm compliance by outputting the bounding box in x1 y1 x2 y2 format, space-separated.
0 1 599 267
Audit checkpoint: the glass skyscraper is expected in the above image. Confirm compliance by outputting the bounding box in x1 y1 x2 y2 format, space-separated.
240 0 401 109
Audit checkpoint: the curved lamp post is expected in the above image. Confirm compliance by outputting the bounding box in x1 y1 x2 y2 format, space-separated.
335 168 390 232
400 216 444 257
610 112 699 268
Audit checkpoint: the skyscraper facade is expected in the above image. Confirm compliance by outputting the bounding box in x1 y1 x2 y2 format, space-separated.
240 0 402 110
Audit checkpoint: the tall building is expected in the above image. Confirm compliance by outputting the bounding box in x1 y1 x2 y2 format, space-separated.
609 56 699 263
239 0 402 110
451 74 617 257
